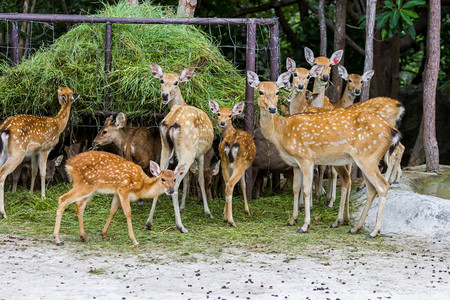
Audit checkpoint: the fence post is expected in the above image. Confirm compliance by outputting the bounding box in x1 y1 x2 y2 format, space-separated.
104 21 112 111
269 20 279 81
245 19 256 201
10 21 19 65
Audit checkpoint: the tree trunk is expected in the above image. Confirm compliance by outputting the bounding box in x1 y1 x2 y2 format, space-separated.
18 0 30 60
361 0 376 101
330 0 346 102
408 117 425 166
318 0 327 56
423 0 440 172
177 0 197 18
390 30 400 99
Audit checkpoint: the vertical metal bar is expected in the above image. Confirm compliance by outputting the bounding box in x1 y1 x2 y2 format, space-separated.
269 20 279 81
245 20 256 201
10 21 19 65
104 21 112 111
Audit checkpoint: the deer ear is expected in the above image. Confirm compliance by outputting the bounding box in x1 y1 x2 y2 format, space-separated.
212 160 220 176
304 47 315 65
54 155 64 167
209 100 220 114
338 65 348 80
175 163 186 177
232 102 245 115
309 64 324 78
150 63 164 79
330 49 344 66
150 161 161 177
286 57 296 73
276 71 291 89
104 115 114 126
71 93 79 102
115 112 127 129
179 68 195 82
247 70 260 88
59 94 67 104
362 70 375 82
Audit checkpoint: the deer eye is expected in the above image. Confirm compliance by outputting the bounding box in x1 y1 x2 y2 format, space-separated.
306 75 310 79
348 79 352 83
217 113 221 117
102 130 107 135
275 91 279 95
294 73 298 77
160 80 164 84
259 91 264 95
174 81 178 86
174 178 176 182
161 178 166 182
360 81 363 84
228 114 232 118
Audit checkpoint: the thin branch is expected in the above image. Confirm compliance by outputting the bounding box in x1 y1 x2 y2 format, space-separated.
230 0 298 18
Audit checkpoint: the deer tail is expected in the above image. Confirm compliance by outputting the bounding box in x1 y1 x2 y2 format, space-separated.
389 128 401 156
0 130 10 161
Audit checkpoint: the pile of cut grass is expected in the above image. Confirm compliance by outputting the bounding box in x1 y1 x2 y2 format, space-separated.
0 182 395 258
0 1 245 120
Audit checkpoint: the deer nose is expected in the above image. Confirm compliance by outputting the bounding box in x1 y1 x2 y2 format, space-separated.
219 121 226 127
161 93 169 101
322 75 329 81
91 141 97 147
297 84 304 90
354 89 361 95
168 188 174 195
268 106 277 114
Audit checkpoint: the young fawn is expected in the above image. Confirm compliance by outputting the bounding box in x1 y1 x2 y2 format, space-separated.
53 151 185 246
209 100 256 227
248 70 401 238
0 87 78 219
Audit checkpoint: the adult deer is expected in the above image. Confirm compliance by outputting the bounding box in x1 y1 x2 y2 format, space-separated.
53 151 185 246
304 47 343 109
0 87 78 219
209 100 256 227
92 112 161 174
247 70 401 237
148 63 214 233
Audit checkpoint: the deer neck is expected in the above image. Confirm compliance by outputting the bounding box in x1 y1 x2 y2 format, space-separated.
52 102 72 134
289 89 309 114
114 129 126 152
220 124 236 139
311 78 326 108
334 85 355 108
259 108 287 147
140 176 164 198
168 88 186 109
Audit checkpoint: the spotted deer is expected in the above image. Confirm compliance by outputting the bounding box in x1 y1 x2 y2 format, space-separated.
53 151 185 246
11 154 63 192
334 65 375 108
209 100 256 227
147 63 214 233
92 112 161 174
0 87 78 219
304 47 343 109
248 70 401 237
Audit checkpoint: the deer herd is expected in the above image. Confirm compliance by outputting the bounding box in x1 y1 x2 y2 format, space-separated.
0 47 405 246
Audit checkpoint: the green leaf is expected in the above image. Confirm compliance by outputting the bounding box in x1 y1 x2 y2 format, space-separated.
407 24 416 39
389 9 400 29
403 9 419 19
400 10 413 25
396 0 402 7
384 1 396 9
382 28 388 40
403 0 426 9
376 11 391 29
359 15 367 28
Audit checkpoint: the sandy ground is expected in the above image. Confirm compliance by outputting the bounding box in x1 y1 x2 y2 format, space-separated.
1 233 449 300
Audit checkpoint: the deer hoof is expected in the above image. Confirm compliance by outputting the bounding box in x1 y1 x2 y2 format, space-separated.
56 242 64 246
145 223 152 231
229 221 237 228
205 212 213 219
178 227 189 233
347 229 357 234
296 228 307 233
366 234 376 238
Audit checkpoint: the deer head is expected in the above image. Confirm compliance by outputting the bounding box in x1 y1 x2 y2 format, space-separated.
304 47 343 85
149 160 185 196
150 63 195 106
92 113 126 147
286 57 324 92
338 65 374 97
57 87 79 106
209 100 245 130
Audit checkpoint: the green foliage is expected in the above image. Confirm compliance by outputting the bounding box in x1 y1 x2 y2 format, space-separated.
376 0 425 40
0 1 245 121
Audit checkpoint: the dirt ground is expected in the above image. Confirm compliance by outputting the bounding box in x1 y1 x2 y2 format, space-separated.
1 232 449 300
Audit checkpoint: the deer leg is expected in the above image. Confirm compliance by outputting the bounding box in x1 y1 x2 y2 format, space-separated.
38 151 50 198
0 153 26 218
11 164 22 192
102 194 120 240
288 167 302 226
53 187 93 245
315 165 326 202
29 154 38 194
76 197 91 242
224 163 248 227
331 166 351 228
221 161 231 222
197 155 212 218
180 171 190 212
146 196 159 230
118 192 138 245
327 166 338 207
239 175 250 215
297 162 314 233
